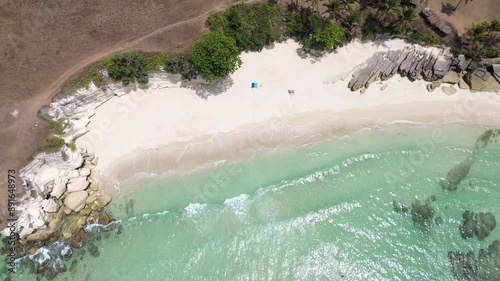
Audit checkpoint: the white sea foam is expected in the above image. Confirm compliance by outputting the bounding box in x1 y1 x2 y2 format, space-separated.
184 203 209 217
224 194 251 219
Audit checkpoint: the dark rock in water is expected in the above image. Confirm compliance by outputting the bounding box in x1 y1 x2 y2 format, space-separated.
393 200 409 214
475 212 496 241
440 156 475 192
69 260 78 272
88 244 100 257
460 210 497 241
460 210 477 239
435 217 444 226
448 251 477 281
410 198 434 229
475 129 494 148
61 247 73 260
449 240 500 281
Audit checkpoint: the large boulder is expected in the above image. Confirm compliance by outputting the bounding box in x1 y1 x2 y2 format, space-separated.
441 85 457 95
440 156 475 192
51 183 67 199
442 71 460 84
41 199 59 213
458 77 469 89
67 181 90 192
460 210 476 239
464 68 500 93
476 212 496 241
459 210 497 241
64 191 88 212
411 198 434 229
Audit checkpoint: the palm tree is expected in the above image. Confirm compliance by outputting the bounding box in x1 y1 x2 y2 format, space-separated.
392 6 416 34
454 0 474 11
486 19 500 36
465 23 487 49
323 0 343 20
378 0 401 22
306 0 321 13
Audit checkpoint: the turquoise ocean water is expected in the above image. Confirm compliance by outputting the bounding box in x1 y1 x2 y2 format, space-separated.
2 124 500 280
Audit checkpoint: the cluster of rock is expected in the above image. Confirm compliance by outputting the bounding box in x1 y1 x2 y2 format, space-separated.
448 240 500 281
348 44 450 91
393 195 441 230
460 210 497 241
347 42 500 94
14 220 122 279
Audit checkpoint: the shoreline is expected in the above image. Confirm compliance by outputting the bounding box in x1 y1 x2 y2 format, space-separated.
74 39 500 191
99 100 500 192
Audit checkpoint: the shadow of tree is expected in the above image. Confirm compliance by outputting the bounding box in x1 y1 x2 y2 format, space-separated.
295 47 322 63
441 2 455 16
186 77 234 100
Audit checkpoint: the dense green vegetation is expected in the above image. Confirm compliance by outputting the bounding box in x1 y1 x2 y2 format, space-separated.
409 30 443 45
190 32 242 83
59 1 499 92
456 20 500 58
286 9 347 54
103 52 154 86
207 3 286 52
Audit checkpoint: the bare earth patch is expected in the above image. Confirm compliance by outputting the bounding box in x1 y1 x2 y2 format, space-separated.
428 0 500 35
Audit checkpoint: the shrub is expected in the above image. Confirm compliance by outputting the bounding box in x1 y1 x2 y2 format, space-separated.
68 142 77 151
313 23 346 51
62 63 105 94
207 3 286 51
163 54 199 80
49 119 67 136
105 52 152 86
286 10 347 55
190 32 242 83
410 31 443 45
485 48 500 58
45 136 65 153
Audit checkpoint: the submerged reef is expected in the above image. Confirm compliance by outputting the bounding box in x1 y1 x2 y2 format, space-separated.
449 240 500 281
460 211 497 241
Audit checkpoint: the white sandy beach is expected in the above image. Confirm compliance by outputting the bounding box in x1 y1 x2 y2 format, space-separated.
76 39 500 186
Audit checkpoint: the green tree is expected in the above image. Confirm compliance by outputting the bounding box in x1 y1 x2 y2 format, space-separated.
105 52 151 86
190 32 242 83
378 0 401 22
313 22 346 51
486 19 500 36
323 0 343 21
465 23 487 49
392 6 416 34
454 0 474 11
207 3 285 52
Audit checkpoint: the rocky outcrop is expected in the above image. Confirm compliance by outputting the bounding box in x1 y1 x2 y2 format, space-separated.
410 198 435 230
440 156 475 192
460 210 497 241
464 67 500 93
440 130 495 192
348 45 450 91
